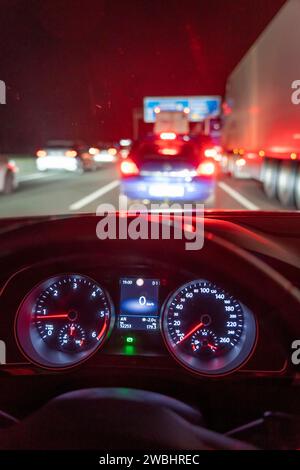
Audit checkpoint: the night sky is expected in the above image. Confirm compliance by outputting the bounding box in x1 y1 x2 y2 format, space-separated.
0 0 286 151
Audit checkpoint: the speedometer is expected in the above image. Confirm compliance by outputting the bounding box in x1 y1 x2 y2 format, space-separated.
161 280 257 376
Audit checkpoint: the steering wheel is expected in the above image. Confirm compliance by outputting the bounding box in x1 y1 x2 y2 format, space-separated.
0 387 255 450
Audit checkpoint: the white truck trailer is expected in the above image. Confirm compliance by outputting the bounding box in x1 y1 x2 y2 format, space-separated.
221 0 300 208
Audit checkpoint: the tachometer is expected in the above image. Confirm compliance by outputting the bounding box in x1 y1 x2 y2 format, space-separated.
15 274 114 369
161 280 257 376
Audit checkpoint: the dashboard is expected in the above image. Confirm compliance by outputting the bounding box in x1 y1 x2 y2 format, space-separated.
0 254 288 379
0 212 299 449
14 272 257 375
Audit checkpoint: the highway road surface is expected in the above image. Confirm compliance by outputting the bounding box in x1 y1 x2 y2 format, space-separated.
0 159 289 218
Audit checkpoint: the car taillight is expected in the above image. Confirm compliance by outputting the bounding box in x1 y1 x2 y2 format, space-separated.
120 158 139 176
196 160 215 176
159 148 178 156
7 161 17 173
159 132 177 140
89 147 100 155
108 147 117 156
65 150 77 157
36 149 47 158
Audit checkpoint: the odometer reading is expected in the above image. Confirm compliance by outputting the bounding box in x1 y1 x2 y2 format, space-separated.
162 280 256 376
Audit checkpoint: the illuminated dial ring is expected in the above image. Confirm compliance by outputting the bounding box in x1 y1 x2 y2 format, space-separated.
161 279 257 376
15 274 114 369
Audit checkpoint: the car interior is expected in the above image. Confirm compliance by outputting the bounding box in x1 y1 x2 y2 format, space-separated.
0 211 299 450
1 0 299 458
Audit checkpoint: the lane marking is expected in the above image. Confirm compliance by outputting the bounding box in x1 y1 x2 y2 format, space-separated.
17 172 51 182
69 180 120 211
218 181 260 210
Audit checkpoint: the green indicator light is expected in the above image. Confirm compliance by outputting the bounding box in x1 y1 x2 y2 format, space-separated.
125 336 134 344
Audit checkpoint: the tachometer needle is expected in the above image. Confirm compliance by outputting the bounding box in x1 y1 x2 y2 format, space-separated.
96 322 107 341
176 322 204 345
36 314 69 319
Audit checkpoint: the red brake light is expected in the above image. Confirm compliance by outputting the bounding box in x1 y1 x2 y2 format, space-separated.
197 160 215 176
7 161 17 173
159 132 177 141
120 158 139 176
158 148 178 156
89 147 100 155
36 149 47 158
65 150 77 157
108 147 117 156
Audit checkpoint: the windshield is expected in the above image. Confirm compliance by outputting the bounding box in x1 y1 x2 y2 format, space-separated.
1 0 298 218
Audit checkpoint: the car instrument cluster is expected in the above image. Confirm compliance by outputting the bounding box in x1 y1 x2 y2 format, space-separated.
15 273 258 376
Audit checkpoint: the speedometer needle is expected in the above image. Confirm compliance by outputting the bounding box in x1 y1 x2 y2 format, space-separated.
36 314 69 319
176 322 204 345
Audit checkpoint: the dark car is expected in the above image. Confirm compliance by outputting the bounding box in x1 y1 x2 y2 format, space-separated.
88 142 118 166
119 133 217 203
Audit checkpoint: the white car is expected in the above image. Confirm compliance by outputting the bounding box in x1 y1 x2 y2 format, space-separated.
0 157 18 194
88 145 118 165
36 140 96 172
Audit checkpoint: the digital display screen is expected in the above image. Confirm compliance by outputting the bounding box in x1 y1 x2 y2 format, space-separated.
118 278 160 331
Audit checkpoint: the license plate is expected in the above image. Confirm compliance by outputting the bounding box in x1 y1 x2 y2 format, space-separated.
48 151 64 156
149 184 184 198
